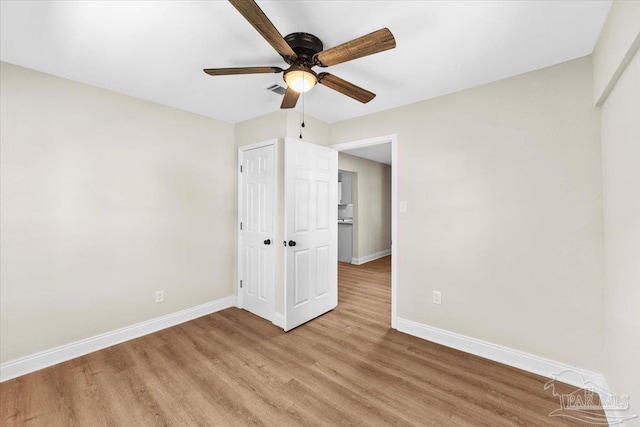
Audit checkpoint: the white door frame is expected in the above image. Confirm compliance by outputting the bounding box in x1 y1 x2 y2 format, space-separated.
237 139 278 321
330 134 398 329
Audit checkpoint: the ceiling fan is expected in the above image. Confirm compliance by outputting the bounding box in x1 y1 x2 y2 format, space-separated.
203 0 396 109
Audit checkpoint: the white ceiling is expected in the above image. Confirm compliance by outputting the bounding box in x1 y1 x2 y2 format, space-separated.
1 1 611 124
342 144 391 166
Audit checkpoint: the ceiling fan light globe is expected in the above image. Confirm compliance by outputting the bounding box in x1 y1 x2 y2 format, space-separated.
285 70 317 93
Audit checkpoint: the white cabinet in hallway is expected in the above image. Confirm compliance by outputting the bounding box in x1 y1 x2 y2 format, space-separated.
338 171 353 205
338 222 353 263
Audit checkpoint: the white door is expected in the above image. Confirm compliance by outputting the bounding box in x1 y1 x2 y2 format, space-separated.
284 138 338 331
240 144 275 321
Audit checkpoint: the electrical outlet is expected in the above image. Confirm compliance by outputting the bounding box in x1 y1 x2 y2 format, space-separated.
155 290 164 303
433 291 442 305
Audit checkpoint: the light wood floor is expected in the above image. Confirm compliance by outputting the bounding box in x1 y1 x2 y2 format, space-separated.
1 256 601 426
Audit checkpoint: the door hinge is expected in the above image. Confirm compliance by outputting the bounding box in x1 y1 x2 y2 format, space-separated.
240 165 243 173
240 222 243 230
240 280 243 289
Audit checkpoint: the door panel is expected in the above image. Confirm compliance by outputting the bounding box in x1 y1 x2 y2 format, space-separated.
317 181 329 230
294 249 310 306
295 179 310 232
316 245 329 296
240 144 275 321
246 246 255 296
285 138 337 331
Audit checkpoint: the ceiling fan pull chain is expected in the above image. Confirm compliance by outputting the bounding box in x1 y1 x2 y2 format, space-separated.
299 86 305 139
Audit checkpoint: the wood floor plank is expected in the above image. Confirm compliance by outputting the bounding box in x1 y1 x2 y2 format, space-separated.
0 256 604 426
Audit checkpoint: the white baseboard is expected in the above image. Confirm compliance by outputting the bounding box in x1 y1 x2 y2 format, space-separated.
396 317 607 390
0 296 233 382
351 249 391 265
397 318 635 423
273 312 284 329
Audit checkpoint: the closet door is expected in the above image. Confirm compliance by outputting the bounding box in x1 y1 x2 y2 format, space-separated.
239 143 275 321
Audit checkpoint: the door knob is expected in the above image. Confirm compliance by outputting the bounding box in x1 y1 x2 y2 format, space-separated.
288 240 296 247
263 239 271 245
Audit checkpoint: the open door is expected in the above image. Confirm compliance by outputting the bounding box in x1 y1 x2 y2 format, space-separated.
284 138 338 331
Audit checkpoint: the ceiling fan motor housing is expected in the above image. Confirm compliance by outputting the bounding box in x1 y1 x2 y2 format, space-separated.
284 32 323 66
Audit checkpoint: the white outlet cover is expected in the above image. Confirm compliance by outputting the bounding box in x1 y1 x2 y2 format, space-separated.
433 291 442 305
399 201 407 213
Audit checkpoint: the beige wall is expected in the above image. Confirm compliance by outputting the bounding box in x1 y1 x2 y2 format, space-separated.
338 153 391 260
234 109 329 148
285 110 330 147
234 110 288 148
595 1 640 421
330 56 604 371
0 62 235 363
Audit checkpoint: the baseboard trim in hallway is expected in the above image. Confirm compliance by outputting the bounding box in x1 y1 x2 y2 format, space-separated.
351 249 391 265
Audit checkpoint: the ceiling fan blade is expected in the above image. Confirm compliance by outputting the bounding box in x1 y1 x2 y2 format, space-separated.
280 86 300 109
229 0 297 62
203 66 283 76
318 73 375 104
314 28 396 67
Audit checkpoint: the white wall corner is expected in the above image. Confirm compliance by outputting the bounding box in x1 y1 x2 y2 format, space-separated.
593 1 640 106
395 317 608 390
0 296 234 382
596 31 640 107
351 249 391 265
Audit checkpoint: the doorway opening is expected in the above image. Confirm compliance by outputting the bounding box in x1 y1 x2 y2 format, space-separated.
337 170 355 263
331 135 398 329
